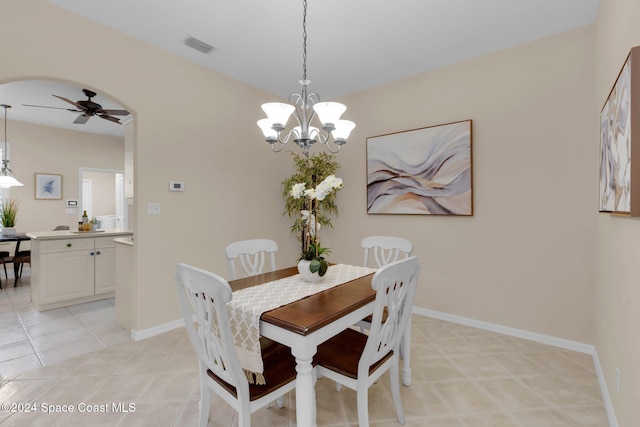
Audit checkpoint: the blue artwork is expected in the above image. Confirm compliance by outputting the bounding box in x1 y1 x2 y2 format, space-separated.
42 179 56 195
35 174 62 199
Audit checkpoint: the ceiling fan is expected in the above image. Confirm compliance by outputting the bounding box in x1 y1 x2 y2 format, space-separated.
23 88 129 125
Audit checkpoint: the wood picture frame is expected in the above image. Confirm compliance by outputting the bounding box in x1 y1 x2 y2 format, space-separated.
366 120 473 215
35 173 62 200
599 46 640 216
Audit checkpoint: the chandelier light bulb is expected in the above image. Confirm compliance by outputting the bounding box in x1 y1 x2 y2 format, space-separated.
313 102 346 130
332 120 356 142
261 103 295 131
257 119 278 140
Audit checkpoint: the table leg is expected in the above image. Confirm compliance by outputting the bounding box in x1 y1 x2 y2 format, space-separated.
401 317 412 386
294 355 316 427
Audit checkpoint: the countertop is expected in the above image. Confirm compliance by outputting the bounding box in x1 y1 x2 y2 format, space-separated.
113 237 134 246
27 229 134 240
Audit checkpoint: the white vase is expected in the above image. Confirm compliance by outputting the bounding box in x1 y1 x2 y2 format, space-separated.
2 226 16 236
297 259 322 283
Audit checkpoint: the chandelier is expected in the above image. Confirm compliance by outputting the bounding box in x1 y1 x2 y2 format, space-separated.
257 0 355 157
0 104 23 188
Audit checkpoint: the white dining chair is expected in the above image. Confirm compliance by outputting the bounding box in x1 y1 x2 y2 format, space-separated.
175 263 298 427
316 256 420 427
361 235 413 269
358 235 414 387
224 239 278 280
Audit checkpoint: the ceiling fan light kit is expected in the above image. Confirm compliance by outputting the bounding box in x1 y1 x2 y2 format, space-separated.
257 0 355 157
23 88 129 126
0 104 24 188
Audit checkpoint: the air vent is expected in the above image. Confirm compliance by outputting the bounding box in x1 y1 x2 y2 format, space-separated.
183 36 216 54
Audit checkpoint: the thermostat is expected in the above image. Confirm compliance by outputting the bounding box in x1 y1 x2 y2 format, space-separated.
66 200 78 207
169 181 184 192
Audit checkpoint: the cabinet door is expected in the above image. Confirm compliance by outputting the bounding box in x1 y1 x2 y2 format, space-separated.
94 246 116 294
39 250 94 304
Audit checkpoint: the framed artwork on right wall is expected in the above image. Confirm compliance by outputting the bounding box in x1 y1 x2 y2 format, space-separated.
599 46 640 216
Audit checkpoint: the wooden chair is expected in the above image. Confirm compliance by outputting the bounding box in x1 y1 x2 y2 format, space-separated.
12 250 30 280
224 239 278 280
175 263 297 427
0 251 9 289
316 256 420 427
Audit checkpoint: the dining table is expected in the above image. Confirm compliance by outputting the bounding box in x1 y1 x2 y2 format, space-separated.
0 232 30 287
228 265 384 427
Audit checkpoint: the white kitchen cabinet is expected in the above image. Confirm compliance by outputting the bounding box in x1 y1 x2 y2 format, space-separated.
94 237 117 294
29 231 132 311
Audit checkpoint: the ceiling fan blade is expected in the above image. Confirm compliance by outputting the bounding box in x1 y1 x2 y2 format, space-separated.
22 104 81 112
73 114 90 124
100 109 129 116
53 94 84 110
98 114 122 124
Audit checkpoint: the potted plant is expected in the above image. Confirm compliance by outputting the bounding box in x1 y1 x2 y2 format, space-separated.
1 198 18 236
282 152 341 240
288 174 343 281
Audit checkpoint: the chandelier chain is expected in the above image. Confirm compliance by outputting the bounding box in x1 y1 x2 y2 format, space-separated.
302 0 307 82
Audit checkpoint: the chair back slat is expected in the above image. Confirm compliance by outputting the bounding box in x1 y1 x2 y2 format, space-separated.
225 239 278 280
175 263 246 393
361 236 413 268
359 256 420 377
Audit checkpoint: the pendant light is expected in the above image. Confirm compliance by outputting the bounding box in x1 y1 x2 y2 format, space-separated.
257 0 355 157
0 104 24 188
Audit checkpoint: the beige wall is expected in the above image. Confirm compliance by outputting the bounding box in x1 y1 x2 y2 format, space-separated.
7 4 634 422
1 0 295 330
1 2 597 337
6 120 123 232
332 26 597 344
595 0 640 424
83 170 117 217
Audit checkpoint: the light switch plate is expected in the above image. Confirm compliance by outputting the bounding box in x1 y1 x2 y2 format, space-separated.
147 203 161 215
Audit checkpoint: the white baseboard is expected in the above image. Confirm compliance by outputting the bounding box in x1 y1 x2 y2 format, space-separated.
592 350 619 427
413 307 617 426
414 307 594 353
130 317 185 341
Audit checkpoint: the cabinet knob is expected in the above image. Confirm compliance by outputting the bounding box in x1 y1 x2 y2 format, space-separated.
90 252 95 256
66 243 72 247
96 251 101 255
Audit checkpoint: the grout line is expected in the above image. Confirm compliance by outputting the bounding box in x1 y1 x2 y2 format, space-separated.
6 285 46 369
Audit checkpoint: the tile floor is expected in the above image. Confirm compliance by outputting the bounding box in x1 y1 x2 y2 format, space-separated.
0 278 609 426
0 272 132 380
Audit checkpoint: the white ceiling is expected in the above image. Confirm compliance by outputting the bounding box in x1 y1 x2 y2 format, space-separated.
2 0 600 138
0 81 131 137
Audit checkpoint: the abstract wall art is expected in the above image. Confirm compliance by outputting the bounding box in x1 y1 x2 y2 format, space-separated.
35 173 62 200
600 46 640 216
366 120 473 215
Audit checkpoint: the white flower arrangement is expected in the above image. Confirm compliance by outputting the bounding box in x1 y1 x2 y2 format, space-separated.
289 175 343 276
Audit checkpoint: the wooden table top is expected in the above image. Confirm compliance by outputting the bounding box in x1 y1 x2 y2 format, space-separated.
228 266 376 336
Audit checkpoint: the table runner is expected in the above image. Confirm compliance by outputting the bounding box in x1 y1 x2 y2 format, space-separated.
227 264 376 384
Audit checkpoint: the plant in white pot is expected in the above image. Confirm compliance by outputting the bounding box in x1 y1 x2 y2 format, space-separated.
289 174 343 281
1 198 18 236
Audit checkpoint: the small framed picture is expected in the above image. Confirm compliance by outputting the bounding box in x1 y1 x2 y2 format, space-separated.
35 173 63 200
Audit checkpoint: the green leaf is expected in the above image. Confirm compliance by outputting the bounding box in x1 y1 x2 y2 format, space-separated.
318 260 328 276
309 258 321 273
